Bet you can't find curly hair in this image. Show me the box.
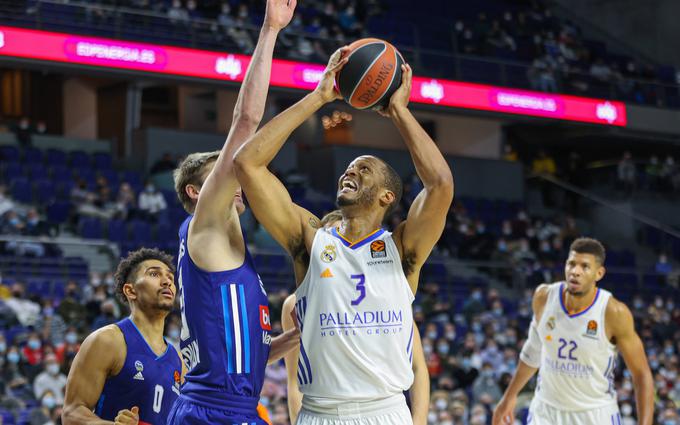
[570,237,606,265]
[114,248,175,304]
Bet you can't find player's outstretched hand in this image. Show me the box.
[492,397,516,425]
[114,406,139,425]
[264,0,297,31]
[374,63,412,118]
[315,46,350,103]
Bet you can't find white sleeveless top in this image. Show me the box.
[534,282,618,411]
[294,227,415,402]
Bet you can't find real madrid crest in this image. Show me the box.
[321,244,337,263]
[547,316,556,330]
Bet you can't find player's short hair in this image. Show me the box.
[173,151,220,213]
[569,237,606,265]
[114,248,175,304]
[377,158,403,218]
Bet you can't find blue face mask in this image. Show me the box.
[0,342,6,353]
[7,352,20,364]
[28,339,41,350]
[42,396,56,409]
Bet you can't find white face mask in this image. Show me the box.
[47,363,60,375]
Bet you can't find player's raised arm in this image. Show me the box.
[62,327,124,425]
[191,0,296,230]
[606,298,654,425]
[384,65,454,291]
[234,48,348,254]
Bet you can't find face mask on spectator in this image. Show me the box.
[0,342,6,353]
[650,360,660,370]
[667,302,675,311]
[472,323,482,332]
[28,339,41,350]
[493,307,503,315]
[621,404,632,416]
[665,346,674,356]
[423,345,433,356]
[426,330,437,340]
[435,399,447,410]
[168,328,180,340]
[437,344,450,355]
[633,299,643,309]
[462,357,472,370]
[471,291,482,301]
[145,184,155,193]
[47,364,60,375]
[427,412,437,423]
[482,369,494,379]
[655,298,663,308]
[7,351,20,363]
[445,331,456,341]
[65,332,78,345]
[43,307,54,317]
[42,395,56,409]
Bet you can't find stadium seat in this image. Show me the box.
[46,201,71,224]
[0,145,20,162]
[10,177,32,203]
[34,179,57,203]
[69,150,91,168]
[93,152,113,169]
[23,147,43,164]
[46,148,68,166]
[79,217,103,239]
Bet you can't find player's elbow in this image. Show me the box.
[60,403,80,424]
[231,111,260,133]
[233,145,255,176]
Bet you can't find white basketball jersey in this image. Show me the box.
[535,282,618,411]
[294,227,415,402]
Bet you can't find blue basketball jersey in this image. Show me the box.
[96,318,181,425]
[176,216,271,410]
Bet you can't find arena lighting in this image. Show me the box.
[0,26,627,126]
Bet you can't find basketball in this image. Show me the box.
[335,38,404,110]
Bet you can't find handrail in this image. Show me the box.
[0,234,120,258]
[530,173,680,240]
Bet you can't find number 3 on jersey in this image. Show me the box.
[350,274,366,306]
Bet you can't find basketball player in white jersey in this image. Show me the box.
[233,51,453,425]
[492,238,654,425]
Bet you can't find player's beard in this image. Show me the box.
[336,185,378,209]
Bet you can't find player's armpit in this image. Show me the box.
[62,326,125,425]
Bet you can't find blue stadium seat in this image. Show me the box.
[26,164,48,180]
[69,150,91,168]
[23,147,43,164]
[46,148,68,166]
[50,165,73,183]
[107,219,127,243]
[0,145,20,162]
[129,219,152,243]
[34,179,57,204]
[79,217,103,239]
[46,201,71,224]
[92,152,113,169]
[10,177,32,203]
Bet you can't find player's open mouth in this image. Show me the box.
[340,179,358,193]
[160,289,174,298]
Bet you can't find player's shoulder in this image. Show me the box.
[75,324,126,371]
[533,283,553,303]
[604,295,633,322]
[83,324,125,350]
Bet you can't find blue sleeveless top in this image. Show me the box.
[96,318,181,425]
[176,215,271,411]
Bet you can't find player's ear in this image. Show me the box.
[185,184,200,201]
[123,282,137,302]
[379,189,395,209]
[595,265,606,282]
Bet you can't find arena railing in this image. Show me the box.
[1,0,677,110]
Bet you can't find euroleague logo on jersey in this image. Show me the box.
[583,320,598,339]
[260,305,271,331]
[370,240,386,258]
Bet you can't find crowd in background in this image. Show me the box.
[1,271,680,424]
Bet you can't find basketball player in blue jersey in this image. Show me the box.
[234,50,453,425]
[493,238,654,425]
[167,1,300,424]
[62,248,182,425]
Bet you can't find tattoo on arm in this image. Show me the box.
[309,217,320,229]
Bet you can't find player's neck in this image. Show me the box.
[130,309,167,349]
[563,285,598,314]
[337,214,382,242]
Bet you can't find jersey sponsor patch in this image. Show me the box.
[584,320,598,339]
[133,360,145,380]
[321,245,337,263]
[260,305,271,331]
[370,240,386,258]
[320,268,334,278]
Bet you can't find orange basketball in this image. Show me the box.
[335,38,404,110]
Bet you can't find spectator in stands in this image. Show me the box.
[138,181,167,221]
[24,208,49,237]
[168,0,189,25]
[660,156,676,192]
[150,152,178,175]
[590,58,613,82]
[115,182,137,220]
[57,281,87,329]
[645,155,662,190]
[36,300,67,347]
[91,299,117,330]
[3,345,33,401]
[12,116,32,148]
[528,55,557,92]
[29,389,58,425]
[616,151,636,195]
[22,331,45,378]
[0,184,15,217]
[655,253,672,278]
[5,282,41,327]
[502,145,518,162]
[54,326,80,366]
[33,353,66,404]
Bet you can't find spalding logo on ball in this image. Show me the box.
[335,38,404,110]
